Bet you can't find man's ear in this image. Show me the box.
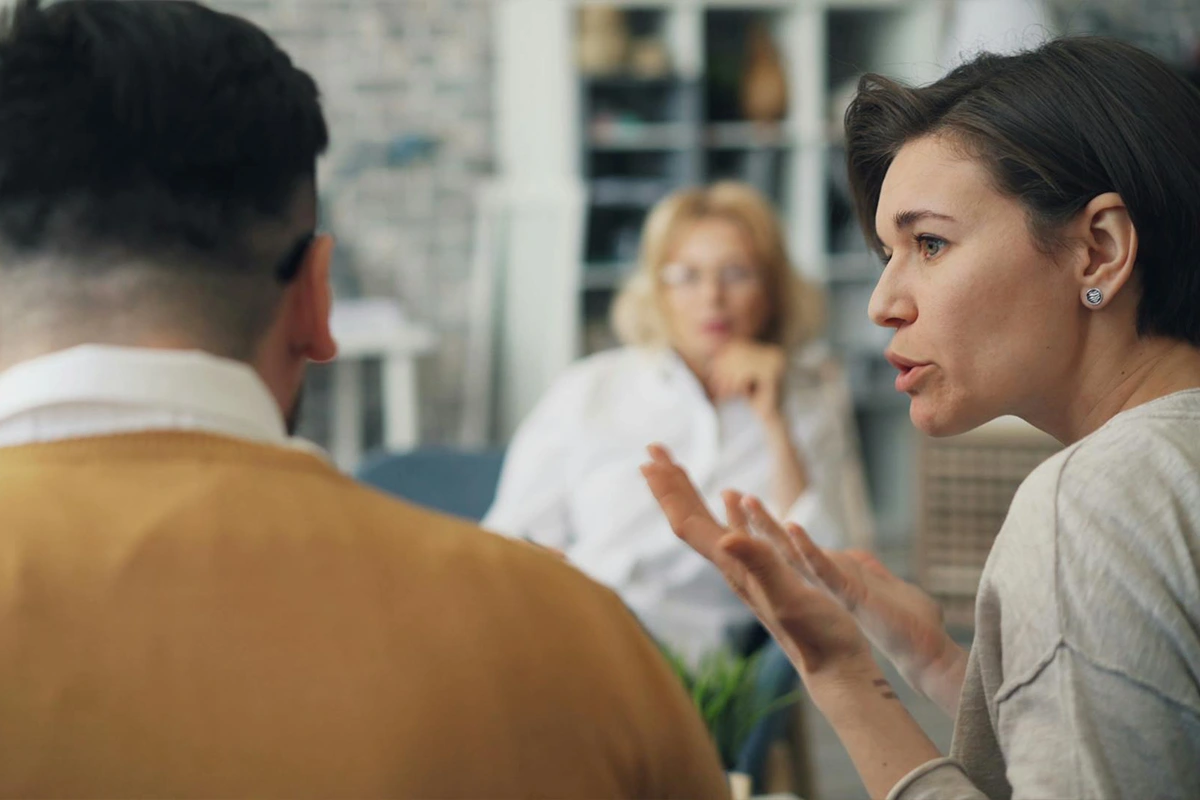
[288,233,338,363]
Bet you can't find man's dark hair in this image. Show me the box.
[0,0,329,358]
[845,37,1200,346]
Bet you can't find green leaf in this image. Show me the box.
[658,643,803,771]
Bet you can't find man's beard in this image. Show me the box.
[285,383,304,436]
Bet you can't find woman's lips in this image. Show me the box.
[894,364,932,393]
[701,321,732,335]
[886,351,933,393]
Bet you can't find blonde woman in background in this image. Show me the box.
[484,183,872,783]
[487,181,869,652]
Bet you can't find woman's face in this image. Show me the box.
[658,216,771,369]
[870,135,1082,436]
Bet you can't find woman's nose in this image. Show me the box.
[700,274,726,305]
[868,263,916,329]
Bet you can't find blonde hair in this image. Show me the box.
[610,181,826,351]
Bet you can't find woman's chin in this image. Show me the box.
[698,330,736,348]
[680,339,726,363]
[908,394,954,437]
[910,395,994,438]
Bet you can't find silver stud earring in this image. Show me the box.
[1085,288,1104,307]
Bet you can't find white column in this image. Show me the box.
[331,359,363,471]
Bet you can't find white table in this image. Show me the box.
[328,298,436,471]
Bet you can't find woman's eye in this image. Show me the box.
[918,236,946,259]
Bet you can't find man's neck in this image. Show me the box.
[0,333,214,375]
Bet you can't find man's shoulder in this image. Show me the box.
[325,476,638,614]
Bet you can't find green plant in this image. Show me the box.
[662,646,803,771]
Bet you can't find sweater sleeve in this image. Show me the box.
[896,415,1200,800]
[888,758,988,800]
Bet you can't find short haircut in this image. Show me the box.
[845,37,1200,345]
[0,0,330,358]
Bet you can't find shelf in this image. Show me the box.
[590,178,674,208]
[826,251,881,283]
[705,121,793,149]
[569,0,906,8]
[588,123,693,151]
[582,263,635,291]
[583,76,682,90]
[569,0,800,8]
[500,0,944,547]
[823,0,907,9]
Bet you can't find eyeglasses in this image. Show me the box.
[659,261,761,291]
[274,232,317,283]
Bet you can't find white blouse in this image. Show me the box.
[483,345,868,661]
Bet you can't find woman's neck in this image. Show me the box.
[1040,337,1200,444]
[673,348,718,402]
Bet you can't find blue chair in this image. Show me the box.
[356,447,507,522]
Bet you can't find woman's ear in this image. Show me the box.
[1072,192,1137,310]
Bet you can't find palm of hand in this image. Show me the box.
[825,550,948,692]
[641,447,870,677]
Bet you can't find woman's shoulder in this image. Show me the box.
[998,389,1200,601]
[1058,389,1200,495]
[986,401,1200,722]
[554,346,659,388]
[999,392,1200,707]
[1011,390,1200,508]
[535,347,662,409]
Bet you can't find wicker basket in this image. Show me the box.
[915,417,1061,629]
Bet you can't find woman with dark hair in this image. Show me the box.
[643,37,1200,799]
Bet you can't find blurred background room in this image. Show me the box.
[160,0,1200,796]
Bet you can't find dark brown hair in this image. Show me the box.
[0,0,328,357]
[845,37,1200,344]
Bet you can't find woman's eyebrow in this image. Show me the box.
[891,209,957,232]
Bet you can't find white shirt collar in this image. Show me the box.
[0,345,289,448]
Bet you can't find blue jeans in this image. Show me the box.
[734,638,799,790]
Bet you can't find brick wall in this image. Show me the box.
[209,0,495,447]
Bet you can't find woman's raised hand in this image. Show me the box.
[641,443,967,713]
[640,444,873,681]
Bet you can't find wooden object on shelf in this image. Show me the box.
[577,5,630,77]
[740,20,788,123]
[629,37,672,79]
[494,0,947,465]
[915,417,1062,629]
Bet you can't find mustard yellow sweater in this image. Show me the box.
[0,432,725,798]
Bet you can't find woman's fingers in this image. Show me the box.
[845,548,892,579]
[722,490,749,535]
[740,495,813,579]
[738,495,861,612]
[785,522,857,610]
[641,447,723,559]
[718,533,822,674]
[646,442,673,464]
